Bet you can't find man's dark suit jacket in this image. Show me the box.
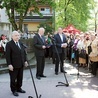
[5,40,27,68]
[33,34,46,56]
[54,33,67,53]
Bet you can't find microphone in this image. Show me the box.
[48,36,55,41]
[22,43,28,48]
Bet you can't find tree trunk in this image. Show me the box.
[19,14,24,32]
[10,1,18,30]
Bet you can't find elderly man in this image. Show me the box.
[33,27,46,80]
[5,31,28,96]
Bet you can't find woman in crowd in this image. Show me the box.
[72,34,80,66]
[89,33,98,77]
[0,34,8,57]
[0,34,8,52]
[84,32,91,68]
[67,34,74,63]
[77,34,86,67]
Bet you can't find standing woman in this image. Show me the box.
[84,32,91,67]
[77,34,86,67]
[72,34,80,66]
[89,33,98,77]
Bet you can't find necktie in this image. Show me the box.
[41,36,44,43]
[16,42,21,49]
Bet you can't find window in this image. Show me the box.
[40,8,45,11]
[45,8,50,13]
[40,7,50,14]
[24,24,28,33]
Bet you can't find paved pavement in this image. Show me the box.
[0,59,98,98]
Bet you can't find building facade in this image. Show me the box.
[15,4,53,34]
[0,8,11,38]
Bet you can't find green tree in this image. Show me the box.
[38,22,53,35]
[88,0,98,32]
[55,0,91,32]
[0,0,55,32]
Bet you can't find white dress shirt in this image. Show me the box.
[15,41,21,49]
[59,34,63,42]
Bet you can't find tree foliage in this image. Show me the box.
[55,0,91,32]
[0,0,55,32]
[88,0,98,32]
[38,22,53,35]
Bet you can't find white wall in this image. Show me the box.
[0,8,9,23]
[0,8,12,39]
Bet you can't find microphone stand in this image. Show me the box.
[28,62,41,98]
[51,38,69,87]
[24,48,41,98]
[71,48,73,64]
[70,49,88,80]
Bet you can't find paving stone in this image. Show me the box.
[0,59,98,98]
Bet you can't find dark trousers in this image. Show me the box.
[52,52,56,64]
[91,62,98,75]
[67,47,71,61]
[55,53,64,73]
[75,50,79,64]
[36,56,45,76]
[9,67,23,93]
[86,54,88,65]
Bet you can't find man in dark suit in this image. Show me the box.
[33,27,47,80]
[5,31,28,96]
[54,27,67,75]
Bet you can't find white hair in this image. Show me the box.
[38,27,45,32]
[11,31,20,36]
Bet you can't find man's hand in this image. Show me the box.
[8,65,13,71]
[24,61,28,67]
[61,43,67,48]
[42,45,46,49]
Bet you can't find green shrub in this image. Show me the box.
[20,38,34,53]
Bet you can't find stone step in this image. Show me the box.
[0,59,6,66]
[0,52,36,74]
[0,67,8,74]
[0,52,35,67]
[0,58,36,74]
[0,64,7,68]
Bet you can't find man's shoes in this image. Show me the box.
[28,96,34,98]
[61,70,67,73]
[17,89,26,93]
[13,91,19,96]
[36,76,41,80]
[40,75,47,78]
[55,72,58,75]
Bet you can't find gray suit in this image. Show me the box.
[33,34,46,76]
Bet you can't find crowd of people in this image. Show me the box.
[2,27,98,97]
[44,30,98,78]
[0,34,8,57]
[63,31,98,77]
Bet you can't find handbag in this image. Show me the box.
[71,52,75,59]
[88,42,92,55]
[79,49,86,59]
